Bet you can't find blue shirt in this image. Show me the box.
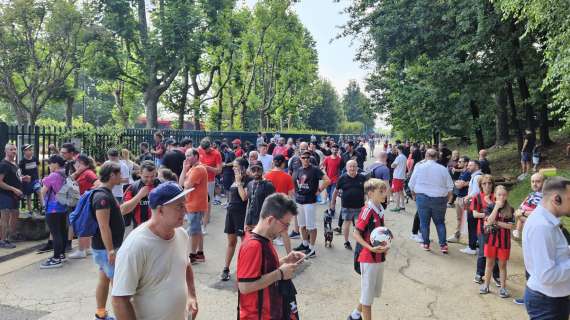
[372,164,390,181]
[455,171,471,197]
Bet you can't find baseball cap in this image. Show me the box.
[22,144,33,151]
[149,182,194,209]
[232,139,242,145]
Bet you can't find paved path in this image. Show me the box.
[0,161,529,320]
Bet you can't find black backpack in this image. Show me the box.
[354,211,382,275]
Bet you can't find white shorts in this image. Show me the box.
[207,181,215,202]
[360,262,385,306]
[296,203,317,230]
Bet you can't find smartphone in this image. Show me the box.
[295,255,309,265]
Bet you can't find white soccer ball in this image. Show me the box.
[370,227,393,246]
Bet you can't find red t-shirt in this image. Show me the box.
[470,192,495,235]
[76,169,98,195]
[198,147,222,182]
[235,147,245,158]
[272,145,288,157]
[355,203,386,263]
[322,156,342,183]
[237,233,282,320]
[264,170,294,195]
[123,180,157,225]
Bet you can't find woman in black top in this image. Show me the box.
[221,157,250,281]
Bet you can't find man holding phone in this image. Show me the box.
[237,193,304,320]
[121,161,161,227]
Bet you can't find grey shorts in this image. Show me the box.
[186,212,204,235]
[341,207,361,221]
[207,181,215,202]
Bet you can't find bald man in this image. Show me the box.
[409,149,454,253]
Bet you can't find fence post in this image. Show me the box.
[0,122,8,160]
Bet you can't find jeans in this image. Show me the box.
[476,233,499,279]
[326,183,336,203]
[467,210,478,250]
[45,212,67,258]
[412,211,420,235]
[524,286,569,320]
[416,194,448,247]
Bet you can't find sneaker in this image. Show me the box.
[59,254,67,262]
[288,230,300,239]
[390,208,401,212]
[220,268,231,281]
[201,225,208,235]
[513,298,524,305]
[0,240,16,249]
[294,243,309,252]
[213,199,222,205]
[440,245,449,254]
[493,277,501,288]
[473,275,483,284]
[447,203,454,208]
[36,242,53,254]
[499,288,510,298]
[344,241,352,251]
[333,227,342,235]
[25,211,34,219]
[40,258,62,269]
[399,207,406,212]
[95,314,115,320]
[306,249,316,258]
[69,250,87,259]
[347,314,362,320]
[421,243,430,251]
[460,247,477,255]
[195,251,205,263]
[273,237,284,246]
[447,235,460,243]
[190,254,198,265]
[413,234,424,243]
[479,285,490,294]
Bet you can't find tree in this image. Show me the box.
[0,0,92,126]
[306,79,343,132]
[341,80,374,131]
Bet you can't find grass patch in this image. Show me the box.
[508,169,570,232]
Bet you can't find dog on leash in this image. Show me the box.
[324,209,334,248]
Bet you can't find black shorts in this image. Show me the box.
[224,209,246,236]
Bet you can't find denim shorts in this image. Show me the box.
[92,249,115,279]
[186,212,204,235]
[341,207,361,221]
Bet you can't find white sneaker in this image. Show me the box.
[69,250,87,259]
[460,247,477,255]
[273,237,284,246]
[201,225,208,235]
[512,230,520,239]
[447,235,460,243]
[414,235,424,243]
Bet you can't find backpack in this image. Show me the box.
[68,188,103,237]
[56,172,80,208]
[354,210,381,275]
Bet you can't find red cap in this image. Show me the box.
[232,139,241,145]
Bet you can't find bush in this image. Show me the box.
[338,121,364,134]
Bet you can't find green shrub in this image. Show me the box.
[338,121,364,134]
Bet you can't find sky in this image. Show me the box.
[243,0,368,95]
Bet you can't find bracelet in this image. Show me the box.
[278,269,284,281]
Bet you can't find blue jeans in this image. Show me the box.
[416,194,447,247]
[326,183,336,203]
[525,286,569,320]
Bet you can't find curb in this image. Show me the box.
[0,243,45,264]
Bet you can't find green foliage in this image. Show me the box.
[339,121,364,134]
[306,79,343,133]
[341,80,373,131]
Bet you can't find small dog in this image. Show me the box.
[324,209,334,248]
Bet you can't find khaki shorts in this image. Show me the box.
[360,262,385,306]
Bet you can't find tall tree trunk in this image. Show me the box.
[240,100,247,130]
[192,99,201,130]
[505,80,523,151]
[494,87,510,146]
[538,100,554,146]
[229,87,235,130]
[217,84,223,131]
[469,100,485,151]
[144,89,159,128]
[65,71,79,128]
[510,21,536,134]
[178,66,190,130]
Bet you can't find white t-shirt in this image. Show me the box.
[112,224,191,320]
[393,154,407,180]
[105,160,130,198]
[259,154,273,173]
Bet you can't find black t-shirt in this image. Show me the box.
[246,180,275,225]
[293,165,324,204]
[267,143,276,155]
[0,159,22,197]
[19,157,39,180]
[355,147,367,169]
[523,133,536,153]
[65,159,76,177]
[138,152,153,164]
[480,159,491,175]
[336,173,367,209]
[91,187,125,250]
[161,149,185,177]
[227,176,251,213]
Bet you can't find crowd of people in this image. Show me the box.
[0,131,568,320]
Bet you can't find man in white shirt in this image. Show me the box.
[522,176,570,319]
[258,143,273,173]
[112,182,197,320]
[106,148,130,204]
[409,149,453,253]
[390,145,408,212]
